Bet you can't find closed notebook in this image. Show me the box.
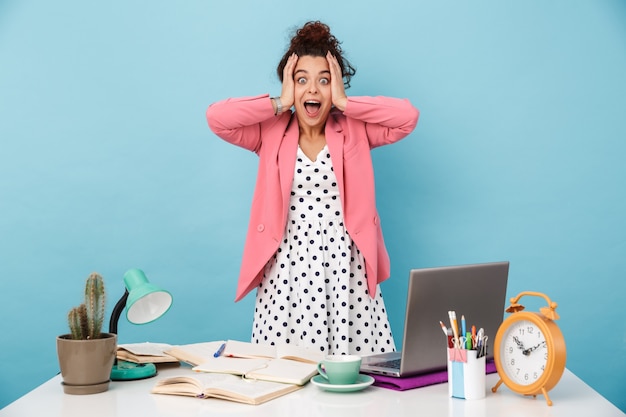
[151,371,301,405]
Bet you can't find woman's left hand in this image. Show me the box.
[326,51,348,111]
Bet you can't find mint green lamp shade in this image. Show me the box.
[109,268,172,381]
[124,269,172,325]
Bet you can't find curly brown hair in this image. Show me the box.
[276,21,356,89]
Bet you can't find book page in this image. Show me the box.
[152,372,301,405]
[117,342,179,363]
[118,342,175,356]
[222,340,276,359]
[151,375,205,397]
[275,344,324,364]
[192,357,269,375]
[246,358,318,385]
[223,340,324,364]
[194,357,317,386]
[202,374,300,405]
[165,341,226,366]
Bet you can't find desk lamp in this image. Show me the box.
[108,268,172,381]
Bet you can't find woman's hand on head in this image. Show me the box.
[279,53,298,110]
[327,51,348,111]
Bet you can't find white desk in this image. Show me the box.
[1,367,623,417]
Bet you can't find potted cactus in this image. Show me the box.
[56,272,117,395]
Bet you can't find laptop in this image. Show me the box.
[360,261,509,377]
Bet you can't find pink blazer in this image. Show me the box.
[207,94,419,301]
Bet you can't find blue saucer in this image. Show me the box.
[310,374,375,392]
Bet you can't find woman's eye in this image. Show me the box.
[297,77,307,84]
[320,78,329,85]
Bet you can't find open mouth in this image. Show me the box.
[304,100,321,115]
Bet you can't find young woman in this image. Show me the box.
[207,21,419,355]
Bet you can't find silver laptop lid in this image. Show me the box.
[399,261,509,376]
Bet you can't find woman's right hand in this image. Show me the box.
[279,53,298,110]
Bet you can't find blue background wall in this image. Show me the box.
[1,0,624,411]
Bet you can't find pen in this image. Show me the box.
[476,328,484,355]
[447,330,454,348]
[213,343,226,358]
[471,325,477,348]
[477,328,484,342]
[448,311,459,347]
[439,321,448,336]
[440,321,454,348]
[461,315,466,337]
[465,332,472,350]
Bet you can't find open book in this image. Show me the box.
[117,342,179,364]
[151,372,301,405]
[165,340,323,386]
[165,340,323,365]
[164,341,227,366]
[192,356,317,386]
[222,340,324,364]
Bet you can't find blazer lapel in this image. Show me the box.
[325,115,345,200]
[278,117,299,209]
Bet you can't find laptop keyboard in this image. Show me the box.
[371,358,401,369]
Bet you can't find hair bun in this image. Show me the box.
[277,21,356,88]
[295,21,336,49]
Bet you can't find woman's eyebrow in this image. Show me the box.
[294,69,331,75]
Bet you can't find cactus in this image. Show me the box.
[68,304,88,339]
[85,272,106,339]
[67,273,107,340]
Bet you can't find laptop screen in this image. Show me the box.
[401,261,509,375]
[361,261,509,377]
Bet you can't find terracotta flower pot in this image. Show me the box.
[56,333,117,394]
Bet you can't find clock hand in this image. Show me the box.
[522,341,547,356]
[513,336,526,350]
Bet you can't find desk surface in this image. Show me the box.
[1,367,623,417]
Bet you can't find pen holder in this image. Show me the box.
[447,348,486,400]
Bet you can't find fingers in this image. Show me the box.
[326,51,342,79]
[326,51,348,111]
[280,53,298,109]
[283,53,298,78]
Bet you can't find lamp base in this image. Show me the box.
[110,361,157,381]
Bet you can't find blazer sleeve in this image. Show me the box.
[342,96,420,148]
[206,94,286,153]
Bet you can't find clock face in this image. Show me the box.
[499,319,549,386]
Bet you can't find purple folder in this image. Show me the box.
[367,360,497,391]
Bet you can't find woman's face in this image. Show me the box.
[293,55,333,131]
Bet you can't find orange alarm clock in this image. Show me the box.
[492,291,566,406]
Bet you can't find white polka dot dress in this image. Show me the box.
[251,145,396,355]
